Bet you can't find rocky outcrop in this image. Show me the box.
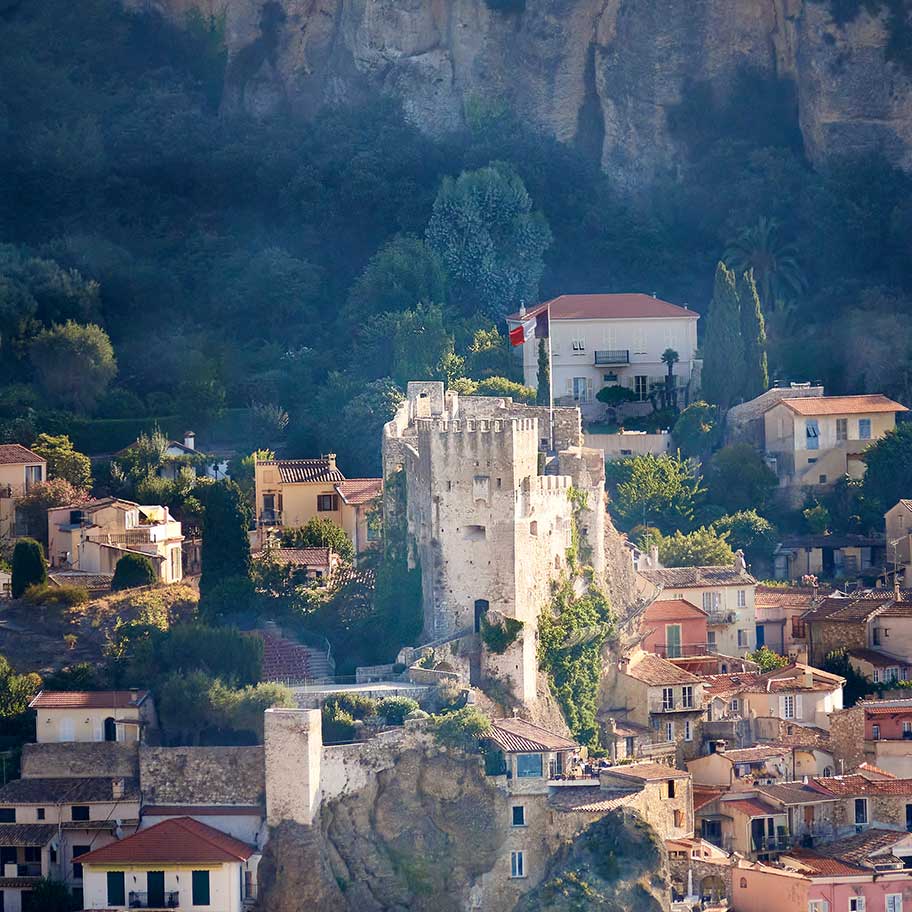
[255,743,669,911]
[128,0,912,191]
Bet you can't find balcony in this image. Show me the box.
[751,835,791,853]
[651,700,699,714]
[258,510,283,527]
[705,609,737,625]
[127,891,180,908]
[654,643,718,659]
[594,350,630,366]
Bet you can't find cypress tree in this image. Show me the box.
[112,553,156,591]
[198,480,252,596]
[702,262,744,411]
[536,338,550,406]
[737,269,769,401]
[11,538,47,598]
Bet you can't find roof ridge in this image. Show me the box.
[170,817,248,859]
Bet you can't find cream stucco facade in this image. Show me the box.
[0,445,45,542]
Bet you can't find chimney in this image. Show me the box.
[326,453,337,472]
[183,431,195,451]
[112,778,125,800]
[733,550,747,574]
[649,545,660,569]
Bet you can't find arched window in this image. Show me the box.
[103,717,117,742]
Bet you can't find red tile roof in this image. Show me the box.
[603,762,689,781]
[779,394,906,416]
[335,478,382,505]
[487,718,577,753]
[639,566,755,589]
[142,806,263,817]
[29,690,149,710]
[847,647,906,669]
[755,586,819,610]
[717,745,789,764]
[548,787,639,813]
[508,294,699,322]
[626,653,702,686]
[720,797,782,817]
[784,849,868,876]
[856,762,898,779]
[693,786,724,811]
[255,548,332,568]
[261,458,345,484]
[0,445,44,466]
[643,599,708,622]
[813,774,912,796]
[77,817,254,865]
[702,672,764,697]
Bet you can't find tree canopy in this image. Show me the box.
[863,422,912,512]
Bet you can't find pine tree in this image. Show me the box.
[702,262,744,411]
[11,538,47,599]
[737,270,769,400]
[536,338,550,406]
[198,481,252,596]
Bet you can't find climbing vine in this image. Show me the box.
[566,486,592,571]
[538,577,614,746]
[480,615,523,654]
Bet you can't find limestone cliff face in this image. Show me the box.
[255,745,669,912]
[129,0,912,190]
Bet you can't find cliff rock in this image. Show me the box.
[128,0,912,191]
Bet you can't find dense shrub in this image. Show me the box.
[111,553,156,591]
[480,616,523,654]
[324,693,377,720]
[376,696,419,725]
[432,706,491,750]
[11,538,47,598]
[322,703,357,744]
[22,583,88,608]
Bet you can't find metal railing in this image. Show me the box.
[258,510,283,526]
[752,835,790,853]
[127,891,180,908]
[653,643,718,658]
[594,350,630,365]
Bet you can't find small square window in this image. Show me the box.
[36,808,45,821]
[317,494,338,512]
[0,808,14,823]
[71,806,90,822]
[512,806,526,827]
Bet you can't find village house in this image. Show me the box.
[0,444,45,542]
[802,591,912,671]
[0,775,141,910]
[253,546,341,583]
[639,598,709,658]
[696,791,791,861]
[886,499,912,587]
[509,293,701,419]
[253,455,381,556]
[639,555,757,656]
[29,690,156,745]
[601,650,706,764]
[774,533,885,584]
[763,394,906,497]
[117,431,228,481]
[79,816,259,911]
[754,584,819,659]
[598,716,671,765]
[47,498,184,584]
[810,772,912,837]
[781,829,912,912]
[755,781,841,845]
[687,745,792,790]
[853,698,912,779]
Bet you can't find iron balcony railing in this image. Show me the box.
[654,643,718,659]
[127,891,180,908]
[594,350,630,365]
[752,835,791,853]
[258,510,283,526]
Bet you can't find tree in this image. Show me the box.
[15,879,77,912]
[704,444,777,513]
[29,321,116,412]
[661,348,679,410]
[14,479,88,547]
[0,655,42,719]
[803,503,831,535]
[474,376,536,404]
[228,449,274,503]
[281,517,355,563]
[347,235,447,319]
[724,217,806,315]
[702,262,744,410]
[746,645,789,672]
[672,401,720,459]
[111,553,156,591]
[11,538,47,598]
[712,510,778,562]
[737,270,769,400]
[639,526,735,567]
[536,338,550,406]
[862,422,912,512]
[605,453,705,534]
[426,162,552,319]
[197,481,251,597]
[30,433,91,490]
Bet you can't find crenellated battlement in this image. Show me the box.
[525,474,572,495]
[415,416,539,436]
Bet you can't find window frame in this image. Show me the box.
[192,869,211,906]
[805,418,820,450]
[515,753,543,779]
[836,418,848,442]
[683,720,692,742]
[662,687,674,711]
[511,805,526,828]
[71,805,90,822]
[854,797,868,825]
[858,418,872,440]
[510,850,526,879]
[782,695,796,720]
[681,685,693,709]
[0,809,14,824]
[316,493,338,513]
[107,871,125,907]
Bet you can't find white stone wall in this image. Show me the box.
[264,708,322,827]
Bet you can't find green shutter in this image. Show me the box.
[192,870,211,906]
[107,871,125,906]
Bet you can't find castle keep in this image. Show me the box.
[383,382,606,704]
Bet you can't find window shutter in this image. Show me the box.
[778,696,786,719]
[795,694,804,720]
[565,378,572,396]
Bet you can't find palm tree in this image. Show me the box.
[661,348,679,411]
[724,217,806,311]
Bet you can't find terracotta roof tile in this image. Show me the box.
[508,294,699,322]
[755,586,820,610]
[78,817,254,865]
[0,824,57,846]
[856,762,898,779]
[813,774,912,796]
[29,690,149,710]
[0,445,44,466]
[720,797,782,817]
[757,782,836,805]
[548,787,639,813]
[261,459,345,484]
[815,828,912,866]
[848,647,907,668]
[487,718,577,753]
[603,762,689,781]
[702,673,764,697]
[693,786,724,811]
[626,653,702,686]
[254,548,332,568]
[643,599,708,622]
[784,849,868,876]
[717,746,790,764]
[779,394,906,416]
[335,478,382,505]
[639,566,755,589]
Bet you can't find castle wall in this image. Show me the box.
[264,708,322,827]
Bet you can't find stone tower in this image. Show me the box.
[383,382,605,706]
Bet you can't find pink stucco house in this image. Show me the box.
[641,598,709,659]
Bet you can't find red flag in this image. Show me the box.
[509,316,536,347]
